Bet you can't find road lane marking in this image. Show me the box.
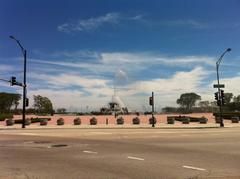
[89,132,112,135]
[83,150,98,154]
[183,165,206,171]
[17,133,38,136]
[127,156,145,161]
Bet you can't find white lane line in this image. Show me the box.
[83,150,98,154]
[183,165,206,171]
[127,156,145,161]
[17,133,38,136]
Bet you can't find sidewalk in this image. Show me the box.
[1,122,239,130]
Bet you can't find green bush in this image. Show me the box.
[167,116,175,124]
[213,112,240,119]
[31,117,51,123]
[116,117,124,125]
[0,113,13,121]
[199,117,208,124]
[182,117,190,124]
[90,117,97,125]
[14,118,31,125]
[215,117,222,123]
[6,119,14,126]
[231,117,239,123]
[73,117,81,125]
[132,117,140,125]
[57,118,64,125]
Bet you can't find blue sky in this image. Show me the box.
[0,0,240,112]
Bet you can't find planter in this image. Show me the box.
[149,117,156,125]
[6,119,14,126]
[132,117,140,125]
[74,117,81,125]
[231,117,239,123]
[57,118,64,125]
[116,117,124,125]
[199,117,208,124]
[167,116,175,124]
[182,117,190,124]
[90,117,97,125]
[40,118,48,126]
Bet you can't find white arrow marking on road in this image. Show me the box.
[183,165,206,171]
[127,156,145,161]
[83,150,98,154]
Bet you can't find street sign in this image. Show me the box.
[213,84,225,88]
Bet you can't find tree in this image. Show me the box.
[224,93,233,104]
[56,108,66,114]
[33,95,53,114]
[198,101,210,108]
[233,95,240,103]
[176,93,201,113]
[0,92,21,113]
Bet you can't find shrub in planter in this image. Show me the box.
[25,119,31,126]
[13,119,31,125]
[74,117,81,125]
[215,117,221,124]
[57,118,64,125]
[182,117,190,124]
[40,118,48,126]
[116,117,124,125]
[31,117,51,123]
[231,117,239,123]
[149,117,156,125]
[132,117,140,125]
[199,117,208,124]
[90,117,97,125]
[167,116,175,124]
[6,119,14,126]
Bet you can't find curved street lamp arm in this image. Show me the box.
[216,48,232,66]
[9,35,25,55]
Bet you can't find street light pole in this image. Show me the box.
[216,48,231,128]
[9,36,27,129]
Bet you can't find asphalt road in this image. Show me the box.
[0,128,240,179]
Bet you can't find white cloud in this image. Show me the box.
[29,52,216,77]
[0,64,14,73]
[163,19,209,29]
[23,51,234,111]
[29,73,110,89]
[57,12,143,33]
[26,66,212,111]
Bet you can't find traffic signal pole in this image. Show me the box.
[22,50,27,128]
[10,36,27,128]
[151,92,155,127]
[216,65,224,127]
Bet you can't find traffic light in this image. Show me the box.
[221,90,225,105]
[25,98,29,107]
[214,92,219,101]
[10,76,16,86]
[149,96,153,106]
